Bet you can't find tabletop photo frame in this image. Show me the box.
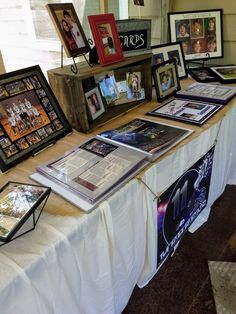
[152,59,180,102]
[0,181,51,243]
[147,98,223,126]
[188,67,219,83]
[88,13,124,66]
[46,3,91,58]
[0,65,72,172]
[84,86,105,121]
[168,9,223,61]
[151,42,187,79]
[210,65,236,84]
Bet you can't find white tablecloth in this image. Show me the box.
[1,103,236,314]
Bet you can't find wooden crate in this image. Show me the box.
[47,53,153,133]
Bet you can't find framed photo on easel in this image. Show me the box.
[88,13,124,66]
[46,3,90,58]
[168,9,223,61]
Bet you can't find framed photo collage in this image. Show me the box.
[0,65,72,172]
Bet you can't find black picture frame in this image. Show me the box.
[210,65,236,84]
[151,42,187,79]
[0,65,72,172]
[152,59,180,102]
[188,67,219,83]
[0,181,51,243]
[168,9,223,61]
[147,98,223,126]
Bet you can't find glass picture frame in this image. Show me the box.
[88,13,124,66]
[168,9,223,61]
[0,181,51,243]
[0,65,72,172]
[84,86,105,121]
[46,3,91,58]
[152,59,180,102]
[151,42,187,79]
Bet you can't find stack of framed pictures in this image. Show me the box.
[148,59,236,125]
[0,65,72,172]
[0,182,51,245]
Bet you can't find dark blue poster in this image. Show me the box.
[157,146,215,269]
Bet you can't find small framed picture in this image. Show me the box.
[151,42,187,79]
[153,59,180,102]
[0,181,51,243]
[188,67,218,83]
[85,87,105,121]
[210,65,236,84]
[88,13,124,66]
[168,9,223,61]
[0,65,72,172]
[46,3,90,58]
[133,0,145,5]
[95,71,120,106]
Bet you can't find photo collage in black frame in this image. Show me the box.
[0,65,72,172]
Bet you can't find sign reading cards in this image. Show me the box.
[157,146,215,269]
[116,19,151,56]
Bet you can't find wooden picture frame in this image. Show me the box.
[0,65,72,172]
[210,65,236,84]
[85,86,105,121]
[152,59,180,102]
[151,42,187,79]
[88,13,124,66]
[46,3,90,58]
[168,9,223,61]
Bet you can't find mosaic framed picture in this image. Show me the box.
[0,65,72,172]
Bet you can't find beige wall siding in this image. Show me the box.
[129,0,162,45]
